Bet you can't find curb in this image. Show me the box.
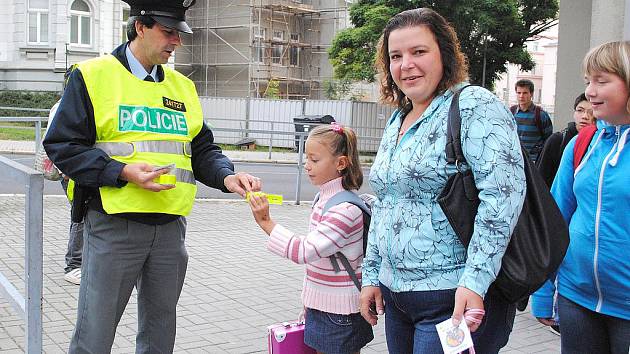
[0,150,35,155]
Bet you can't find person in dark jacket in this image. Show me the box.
[536,93,595,187]
[43,1,261,352]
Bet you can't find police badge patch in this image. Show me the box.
[163,97,187,112]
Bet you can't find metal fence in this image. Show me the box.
[0,156,44,354]
[0,101,388,205]
[199,96,393,152]
[0,106,50,154]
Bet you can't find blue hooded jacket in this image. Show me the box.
[531,120,630,320]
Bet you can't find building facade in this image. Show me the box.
[0,0,128,91]
[176,0,352,99]
[554,0,630,128]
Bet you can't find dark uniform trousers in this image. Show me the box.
[69,209,188,354]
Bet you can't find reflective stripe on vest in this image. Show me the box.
[95,141,192,157]
[171,168,195,185]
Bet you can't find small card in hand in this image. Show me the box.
[435,317,474,354]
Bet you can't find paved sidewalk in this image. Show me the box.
[0,196,560,353]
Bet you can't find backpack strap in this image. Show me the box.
[534,105,544,137]
[317,190,370,291]
[573,125,598,170]
[510,105,517,116]
[321,190,370,216]
[332,253,361,291]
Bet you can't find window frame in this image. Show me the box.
[69,0,92,47]
[27,0,49,45]
[253,27,266,63]
[289,33,299,67]
[121,5,130,43]
[272,30,285,65]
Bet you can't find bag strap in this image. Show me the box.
[510,105,517,115]
[330,252,361,291]
[445,85,473,165]
[315,190,370,291]
[321,190,370,216]
[573,124,598,170]
[534,105,544,137]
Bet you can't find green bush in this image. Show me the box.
[0,90,61,117]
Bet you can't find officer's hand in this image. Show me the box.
[120,163,175,192]
[224,172,261,197]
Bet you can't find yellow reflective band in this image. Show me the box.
[155,174,177,185]
[246,191,283,205]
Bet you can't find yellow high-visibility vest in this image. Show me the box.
[77,55,202,215]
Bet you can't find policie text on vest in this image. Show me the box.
[119,105,188,135]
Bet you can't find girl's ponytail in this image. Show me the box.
[339,126,363,191]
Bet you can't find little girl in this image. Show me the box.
[249,123,374,354]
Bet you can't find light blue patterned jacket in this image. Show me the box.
[362,84,526,297]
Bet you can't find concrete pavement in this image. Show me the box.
[0,195,561,353]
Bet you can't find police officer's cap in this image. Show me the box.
[123,0,196,34]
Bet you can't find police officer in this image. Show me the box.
[43,1,261,352]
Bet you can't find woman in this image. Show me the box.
[531,41,630,353]
[536,93,595,188]
[359,8,526,354]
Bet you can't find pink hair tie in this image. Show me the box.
[330,122,344,135]
[460,308,485,354]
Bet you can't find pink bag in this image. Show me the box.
[267,321,316,354]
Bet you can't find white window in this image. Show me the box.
[70,0,91,46]
[289,33,299,66]
[253,27,266,63]
[28,0,49,44]
[272,30,284,65]
[121,5,130,42]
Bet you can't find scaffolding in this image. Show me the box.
[175,0,350,99]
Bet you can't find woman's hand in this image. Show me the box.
[452,286,485,332]
[248,193,275,234]
[360,286,384,326]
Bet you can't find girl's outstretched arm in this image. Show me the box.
[266,202,364,265]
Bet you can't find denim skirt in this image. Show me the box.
[304,308,374,354]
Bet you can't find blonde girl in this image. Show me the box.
[249,124,373,354]
[531,41,630,353]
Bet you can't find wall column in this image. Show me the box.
[554,0,592,128]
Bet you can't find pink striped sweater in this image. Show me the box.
[267,177,365,315]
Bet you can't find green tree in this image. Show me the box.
[329,0,558,90]
[323,78,353,100]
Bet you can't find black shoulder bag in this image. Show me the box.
[437,86,570,304]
